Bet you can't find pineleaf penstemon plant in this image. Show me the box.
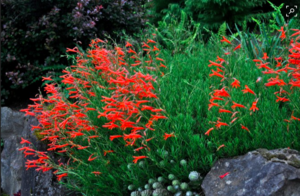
[205,27,300,158]
[18,37,172,195]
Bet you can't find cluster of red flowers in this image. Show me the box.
[19,37,170,181]
[215,27,300,181]
[206,27,300,142]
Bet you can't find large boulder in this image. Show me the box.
[1,107,79,196]
[201,148,300,196]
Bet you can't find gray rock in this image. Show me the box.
[1,107,79,196]
[201,148,300,196]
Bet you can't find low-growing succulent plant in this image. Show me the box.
[159,160,166,167]
[172,180,180,186]
[148,178,156,185]
[157,176,165,183]
[180,182,189,191]
[152,182,163,189]
[128,184,136,191]
[186,191,193,196]
[141,189,152,196]
[152,188,170,196]
[167,185,176,193]
[170,160,175,164]
[174,191,183,196]
[188,171,202,182]
[144,184,151,190]
[168,174,176,180]
[174,185,180,190]
[180,159,187,166]
[131,191,141,196]
[128,163,135,170]
[162,150,169,158]
[138,161,145,168]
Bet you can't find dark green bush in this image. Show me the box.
[184,0,275,30]
[1,0,147,105]
[146,0,184,25]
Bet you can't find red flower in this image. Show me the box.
[209,69,224,78]
[220,36,231,44]
[205,128,214,136]
[276,96,289,102]
[125,42,133,47]
[110,135,123,141]
[104,150,114,156]
[219,172,229,179]
[217,144,225,151]
[164,132,175,140]
[92,171,102,176]
[241,124,250,132]
[233,44,241,51]
[88,154,98,161]
[133,156,148,164]
[262,53,269,61]
[219,109,232,113]
[56,173,68,181]
[242,85,255,95]
[215,119,229,129]
[231,101,245,110]
[20,137,31,144]
[250,99,259,112]
[278,26,286,40]
[231,78,240,88]
[213,87,230,97]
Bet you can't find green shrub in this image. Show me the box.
[147,4,202,55]
[1,0,147,105]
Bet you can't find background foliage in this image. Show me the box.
[1,0,147,105]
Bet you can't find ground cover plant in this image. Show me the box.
[18,12,300,196]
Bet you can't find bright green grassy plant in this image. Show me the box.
[126,21,300,195]
[147,4,201,56]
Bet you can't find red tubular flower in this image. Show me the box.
[164,132,175,140]
[250,99,259,112]
[132,156,148,164]
[278,26,286,40]
[231,78,240,88]
[104,150,114,156]
[208,60,224,68]
[219,109,232,113]
[220,36,231,44]
[88,154,98,161]
[219,172,229,179]
[276,96,289,102]
[20,137,32,144]
[92,171,102,176]
[205,128,214,136]
[110,135,123,141]
[217,144,225,151]
[262,53,269,61]
[233,44,241,51]
[231,101,246,110]
[213,87,230,97]
[125,42,133,47]
[209,69,225,78]
[242,85,255,95]
[56,173,68,181]
[241,124,250,132]
[215,119,229,129]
